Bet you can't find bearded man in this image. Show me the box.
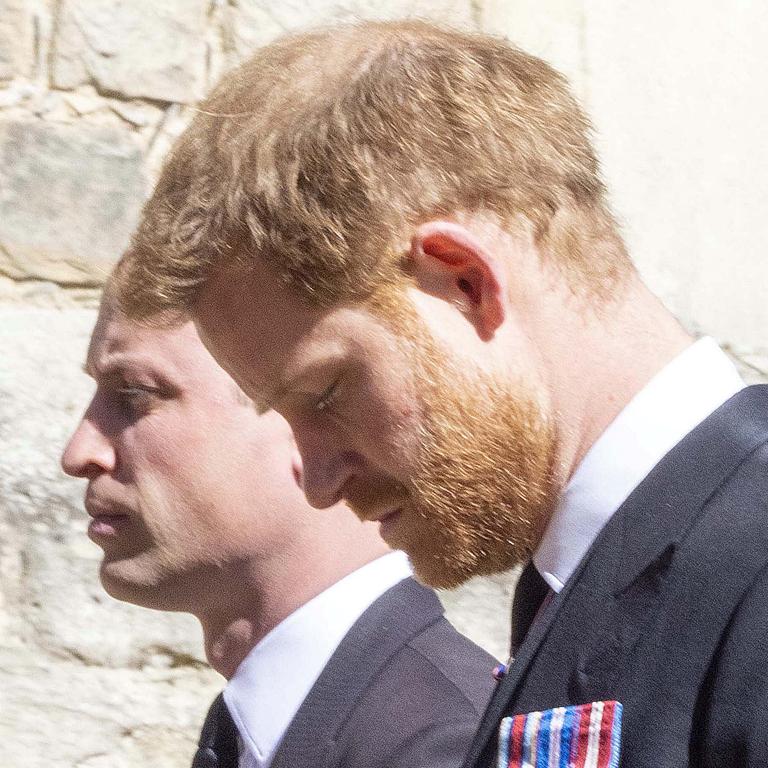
[61,286,495,768]
[113,20,768,768]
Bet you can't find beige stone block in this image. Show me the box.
[479,0,587,96]
[109,98,164,128]
[0,0,34,82]
[224,0,476,62]
[0,119,145,286]
[52,0,209,103]
[582,1,768,359]
[1,649,220,768]
[23,528,212,667]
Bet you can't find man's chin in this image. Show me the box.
[407,543,521,590]
[409,560,474,590]
[99,561,183,612]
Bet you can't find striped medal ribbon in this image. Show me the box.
[497,700,622,768]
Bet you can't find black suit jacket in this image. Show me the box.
[463,385,768,768]
[196,577,496,768]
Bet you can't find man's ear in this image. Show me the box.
[409,220,506,341]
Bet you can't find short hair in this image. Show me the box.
[118,19,629,318]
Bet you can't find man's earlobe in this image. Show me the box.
[410,221,506,341]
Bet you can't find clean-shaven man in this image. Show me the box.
[114,20,768,768]
[61,290,495,768]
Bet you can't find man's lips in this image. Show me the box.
[87,514,130,539]
[85,499,132,539]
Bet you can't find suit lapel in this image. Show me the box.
[461,527,611,768]
[463,385,768,768]
[269,578,444,768]
[610,385,768,596]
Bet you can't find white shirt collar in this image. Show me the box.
[223,551,412,768]
[534,337,745,593]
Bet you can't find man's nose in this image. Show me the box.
[294,428,362,509]
[61,415,116,479]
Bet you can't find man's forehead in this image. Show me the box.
[194,266,329,378]
[197,260,322,337]
[85,308,196,378]
[196,307,342,391]
[195,273,395,400]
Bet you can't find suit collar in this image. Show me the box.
[610,384,768,594]
[540,385,768,661]
[270,578,444,768]
[463,385,768,768]
[535,336,744,592]
[224,552,411,767]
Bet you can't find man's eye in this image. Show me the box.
[116,386,158,415]
[119,385,152,398]
[313,380,339,414]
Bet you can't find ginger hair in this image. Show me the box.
[117,19,629,318]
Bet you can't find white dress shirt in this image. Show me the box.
[223,551,412,768]
[534,337,745,593]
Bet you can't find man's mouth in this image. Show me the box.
[87,514,130,539]
[85,499,132,540]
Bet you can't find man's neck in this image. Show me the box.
[204,617,278,680]
[542,274,694,487]
[196,545,392,679]
[198,588,277,680]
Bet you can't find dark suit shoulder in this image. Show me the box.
[695,559,768,767]
[337,632,496,768]
[331,589,496,768]
[270,577,496,768]
[629,417,768,768]
[460,390,768,768]
[697,422,768,531]
[407,615,498,715]
[635,435,768,767]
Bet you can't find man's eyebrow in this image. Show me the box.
[82,359,125,379]
[82,355,157,381]
[252,381,289,416]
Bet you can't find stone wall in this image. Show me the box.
[2,2,766,767]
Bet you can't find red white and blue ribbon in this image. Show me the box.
[497,700,622,768]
